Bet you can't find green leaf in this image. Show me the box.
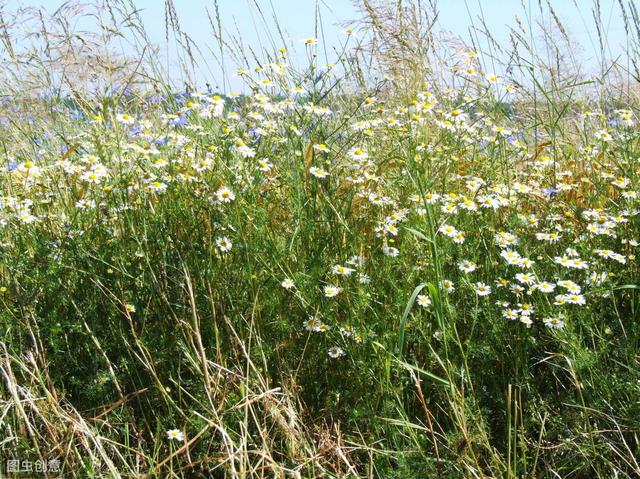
[396,283,427,360]
[404,226,435,244]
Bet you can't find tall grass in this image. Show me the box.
[0,0,639,477]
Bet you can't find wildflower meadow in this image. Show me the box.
[0,0,639,477]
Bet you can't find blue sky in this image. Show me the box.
[5,0,630,91]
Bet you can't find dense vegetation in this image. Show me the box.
[1,1,639,477]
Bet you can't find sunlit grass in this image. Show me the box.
[0,1,639,478]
